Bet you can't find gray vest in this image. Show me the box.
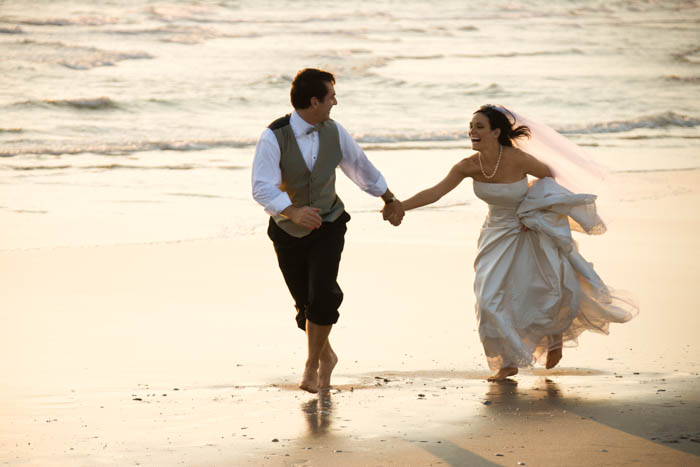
[269,114,345,238]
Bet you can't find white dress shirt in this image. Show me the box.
[251,111,388,216]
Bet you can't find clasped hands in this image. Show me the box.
[381,200,405,226]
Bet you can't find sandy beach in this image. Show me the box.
[2,1,699,464]
[1,169,699,466]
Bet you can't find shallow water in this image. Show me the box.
[1,0,699,248]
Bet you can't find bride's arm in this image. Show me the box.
[402,159,474,211]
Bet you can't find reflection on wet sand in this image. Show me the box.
[301,390,333,437]
[250,371,698,464]
[482,377,563,414]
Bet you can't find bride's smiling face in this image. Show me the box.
[469,112,500,150]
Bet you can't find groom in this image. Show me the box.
[252,68,404,393]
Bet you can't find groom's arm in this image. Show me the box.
[335,122,404,225]
[252,130,322,229]
[252,129,323,229]
[251,128,292,215]
[335,122,388,196]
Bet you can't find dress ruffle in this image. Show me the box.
[474,177,638,370]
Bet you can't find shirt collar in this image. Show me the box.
[290,111,315,138]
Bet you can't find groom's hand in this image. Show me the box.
[382,200,405,226]
[283,206,322,230]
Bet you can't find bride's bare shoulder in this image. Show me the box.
[454,153,480,177]
[508,147,552,177]
[508,147,537,166]
[506,146,530,159]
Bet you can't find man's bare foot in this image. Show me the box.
[546,334,563,369]
[487,367,518,381]
[318,349,338,389]
[546,347,562,369]
[299,364,319,394]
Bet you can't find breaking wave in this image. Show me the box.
[8,39,153,69]
[0,25,23,34]
[45,97,119,110]
[0,138,257,157]
[107,24,255,44]
[3,111,697,158]
[673,47,700,64]
[355,130,464,144]
[665,74,700,83]
[17,16,119,26]
[13,97,119,110]
[560,112,700,134]
[455,48,583,59]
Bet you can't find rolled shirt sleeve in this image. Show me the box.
[251,128,292,216]
[335,122,388,197]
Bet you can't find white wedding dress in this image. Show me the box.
[473,177,638,370]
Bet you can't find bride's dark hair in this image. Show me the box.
[475,105,531,147]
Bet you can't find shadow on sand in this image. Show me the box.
[481,375,700,457]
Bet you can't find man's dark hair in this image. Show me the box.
[290,68,335,110]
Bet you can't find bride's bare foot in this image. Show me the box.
[318,349,338,389]
[487,367,518,381]
[299,364,319,394]
[546,334,563,369]
[546,348,562,369]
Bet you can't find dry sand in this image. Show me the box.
[1,170,699,466]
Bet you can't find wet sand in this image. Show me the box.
[1,170,699,466]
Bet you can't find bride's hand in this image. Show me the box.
[382,201,405,226]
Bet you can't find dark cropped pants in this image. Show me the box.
[267,211,350,331]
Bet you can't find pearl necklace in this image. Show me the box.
[478,144,502,179]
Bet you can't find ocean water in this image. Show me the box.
[1,0,699,249]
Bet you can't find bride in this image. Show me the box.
[396,105,638,381]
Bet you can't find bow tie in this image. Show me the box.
[306,123,322,135]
